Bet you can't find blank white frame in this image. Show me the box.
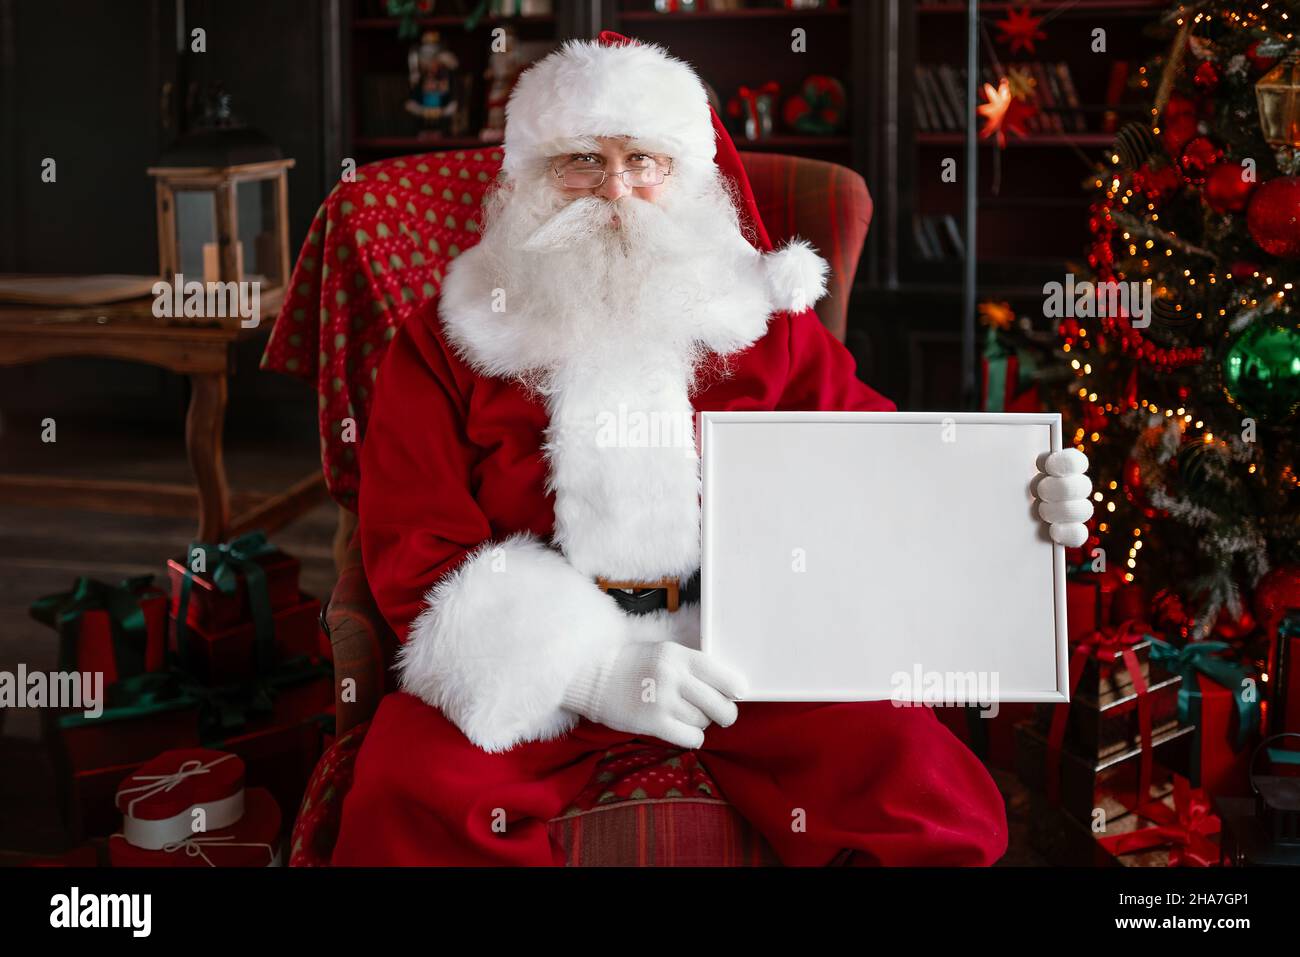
[699,410,1070,704]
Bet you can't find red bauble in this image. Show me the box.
[1193,60,1221,93]
[1247,177,1300,259]
[1214,606,1257,641]
[1203,161,1258,213]
[1247,41,1281,74]
[1179,136,1223,185]
[1230,259,1262,277]
[1133,162,1183,207]
[1162,113,1200,158]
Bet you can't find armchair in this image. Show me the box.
[269,147,872,866]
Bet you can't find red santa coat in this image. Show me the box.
[332,300,1010,866]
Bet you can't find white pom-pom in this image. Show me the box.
[762,238,829,313]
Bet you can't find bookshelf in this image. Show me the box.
[337,1,1168,411]
[595,2,866,169]
[865,0,1168,410]
[344,1,583,160]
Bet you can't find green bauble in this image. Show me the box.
[1220,321,1300,422]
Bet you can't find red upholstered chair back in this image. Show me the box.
[738,152,871,343]
[264,148,873,516]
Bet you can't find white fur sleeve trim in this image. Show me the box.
[762,238,830,313]
[396,533,637,753]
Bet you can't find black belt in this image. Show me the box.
[598,569,701,616]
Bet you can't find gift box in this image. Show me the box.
[30,575,168,687]
[1096,776,1222,866]
[56,659,332,842]
[165,530,299,681]
[170,591,323,686]
[1141,637,1262,797]
[1015,718,1194,827]
[167,532,301,634]
[980,326,1040,413]
[115,749,246,850]
[1065,569,1148,643]
[108,786,282,867]
[1040,670,1183,760]
[1030,777,1221,867]
[167,549,301,629]
[1184,668,1258,797]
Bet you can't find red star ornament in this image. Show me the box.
[996,7,1048,55]
[978,77,1036,148]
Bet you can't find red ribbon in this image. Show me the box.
[1047,620,1155,815]
[1097,774,1221,866]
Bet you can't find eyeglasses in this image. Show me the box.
[551,155,673,190]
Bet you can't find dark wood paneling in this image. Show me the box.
[6,0,175,275]
[182,0,329,252]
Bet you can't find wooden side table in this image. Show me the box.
[0,286,325,542]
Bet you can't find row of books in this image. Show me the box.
[914,62,1088,134]
[913,213,965,262]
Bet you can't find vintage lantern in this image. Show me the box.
[148,95,295,295]
[1255,51,1300,148]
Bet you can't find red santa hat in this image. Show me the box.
[501,30,828,313]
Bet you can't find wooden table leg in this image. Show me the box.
[186,372,230,542]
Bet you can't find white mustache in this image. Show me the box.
[520,195,684,255]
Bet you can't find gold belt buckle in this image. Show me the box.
[595,576,681,612]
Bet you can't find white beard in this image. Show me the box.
[438,168,788,580]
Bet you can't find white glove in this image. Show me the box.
[561,641,749,750]
[1036,448,1093,547]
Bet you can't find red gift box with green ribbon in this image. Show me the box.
[1148,637,1260,798]
[981,326,1040,413]
[167,530,300,653]
[168,590,323,687]
[29,575,168,688]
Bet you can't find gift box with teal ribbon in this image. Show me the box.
[166,530,300,633]
[168,590,323,687]
[166,531,311,685]
[980,326,1040,413]
[1149,637,1261,798]
[29,575,168,688]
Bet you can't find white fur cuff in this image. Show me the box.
[397,533,636,752]
[762,238,830,313]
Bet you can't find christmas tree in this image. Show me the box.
[993,0,1300,640]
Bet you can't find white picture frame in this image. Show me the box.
[699,410,1070,705]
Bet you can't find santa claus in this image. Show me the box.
[331,35,1092,866]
